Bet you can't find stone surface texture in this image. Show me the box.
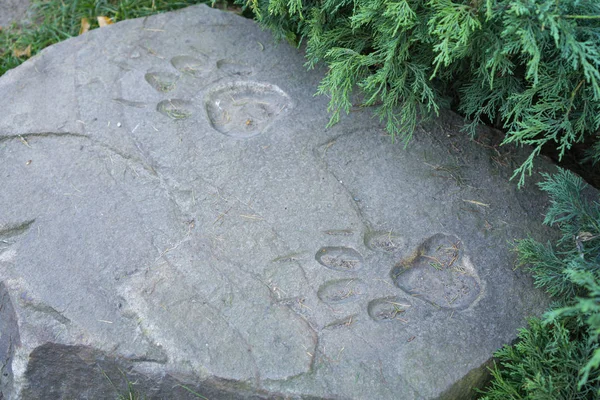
[0,0,30,27]
[0,5,562,399]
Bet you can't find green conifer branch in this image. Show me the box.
[246,0,600,185]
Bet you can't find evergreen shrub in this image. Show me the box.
[244,0,600,185]
[481,169,600,399]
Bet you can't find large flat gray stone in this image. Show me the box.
[0,5,560,399]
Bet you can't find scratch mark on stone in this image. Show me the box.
[0,132,87,144]
[23,302,71,326]
[112,98,147,108]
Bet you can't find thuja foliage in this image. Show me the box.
[481,169,600,399]
[482,318,598,399]
[244,0,600,185]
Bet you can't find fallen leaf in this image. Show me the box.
[577,232,598,242]
[13,45,31,58]
[97,16,113,27]
[18,135,31,148]
[79,17,90,35]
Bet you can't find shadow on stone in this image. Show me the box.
[22,344,285,400]
[437,358,494,400]
[0,282,20,400]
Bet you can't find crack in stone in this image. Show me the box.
[205,182,311,287]
[0,131,158,179]
[0,131,184,285]
[179,285,261,384]
[94,142,158,177]
[116,121,193,231]
[171,249,315,384]
[22,302,71,326]
[134,246,262,383]
[112,98,147,108]
[261,330,320,389]
[122,338,168,364]
[0,132,87,144]
[312,135,373,234]
[1,129,197,272]
[0,221,35,262]
[181,175,334,383]
[352,330,422,398]
[0,220,35,241]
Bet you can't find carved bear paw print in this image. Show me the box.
[305,231,482,331]
[143,53,293,138]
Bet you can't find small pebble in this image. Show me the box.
[117,122,122,127]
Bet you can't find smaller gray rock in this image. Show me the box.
[0,0,30,27]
